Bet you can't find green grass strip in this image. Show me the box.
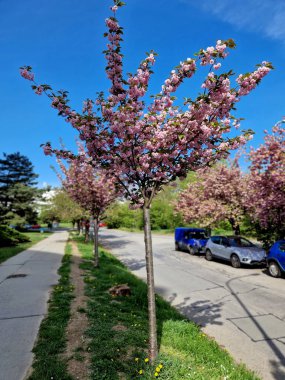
[73,235,260,380]
[28,242,74,380]
[0,232,52,264]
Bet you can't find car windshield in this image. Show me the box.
[189,232,207,239]
[228,237,254,248]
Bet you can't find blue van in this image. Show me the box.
[267,240,285,278]
[175,227,209,255]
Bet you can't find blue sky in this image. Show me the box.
[0,0,284,187]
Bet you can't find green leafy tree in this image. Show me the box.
[40,190,85,227]
[105,202,143,230]
[151,185,185,230]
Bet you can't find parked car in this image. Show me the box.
[175,227,209,255]
[205,235,266,268]
[30,224,41,229]
[267,240,285,278]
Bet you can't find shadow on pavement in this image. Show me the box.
[119,257,146,271]
[99,235,133,250]
[155,290,223,328]
[226,274,285,380]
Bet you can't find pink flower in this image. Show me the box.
[35,86,43,95]
[213,63,221,70]
[43,144,52,156]
[20,68,34,81]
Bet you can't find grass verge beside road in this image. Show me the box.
[28,242,74,380]
[27,233,260,379]
[73,235,260,380]
[0,232,52,264]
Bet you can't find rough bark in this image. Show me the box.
[76,220,80,233]
[94,218,99,267]
[143,205,158,362]
[229,218,240,235]
[234,224,241,236]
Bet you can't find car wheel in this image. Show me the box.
[205,249,213,261]
[175,242,180,251]
[231,254,241,268]
[268,261,281,278]
[188,245,195,255]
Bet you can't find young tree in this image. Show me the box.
[245,118,285,245]
[20,1,272,361]
[176,160,246,235]
[57,159,117,267]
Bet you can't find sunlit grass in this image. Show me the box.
[0,232,52,264]
[73,234,260,380]
[28,243,74,380]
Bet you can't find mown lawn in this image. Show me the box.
[28,243,74,380]
[0,232,52,264]
[73,235,260,380]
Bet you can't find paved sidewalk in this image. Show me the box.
[0,230,68,380]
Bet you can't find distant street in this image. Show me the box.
[100,229,285,380]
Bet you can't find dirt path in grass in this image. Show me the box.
[64,241,92,380]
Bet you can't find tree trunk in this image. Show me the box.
[143,205,158,362]
[94,218,99,268]
[234,224,241,236]
[229,218,240,235]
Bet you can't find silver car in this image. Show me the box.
[205,236,266,268]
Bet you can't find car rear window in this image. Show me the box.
[183,231,207,239]
[229,237,254,247]
[211,236,221,244]
[190,232,207,239]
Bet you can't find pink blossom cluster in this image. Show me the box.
[20,68,34,81]
[104,16,126,101]
[176,160,247,232]
[199,40,228,66]
[35,86,43,95]
[58,156,117,219]
[82,99,94,115]
[162,59,196,95]
[51,96,71,117]
[236,62,272,96]
[245,121,285,235]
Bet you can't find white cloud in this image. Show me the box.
[180,0,285,42]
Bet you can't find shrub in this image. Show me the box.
[0,225,30,247]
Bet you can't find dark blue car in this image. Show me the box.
[175,227,209,255]
[267,240,285,278]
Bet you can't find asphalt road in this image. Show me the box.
[99,228,285,380]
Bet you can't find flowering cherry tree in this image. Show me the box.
[20,1,272,361]
[245,118,285,244]
[176,160,246,235]
[57,157,117,267]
